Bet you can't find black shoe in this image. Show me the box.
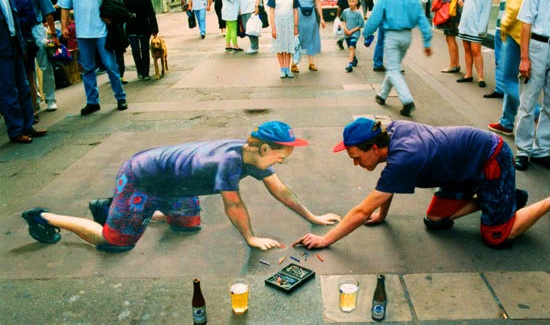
[514,156,529,171]
[117,99,128,111]
[515,189,528,211]
[479,80,487,88]
[89,197,113,226]
[375,95,385,105]
[21,208,61,244]
[456,76,473,83]
[424,216,454,230]
[373,66,386,72]
[345,65,353,72]
[400,102,415,116]
[337,39,344,50]
[483,90,504,98]
[352,56,358,67]
[530,156,550,169]
[81,103,100,116]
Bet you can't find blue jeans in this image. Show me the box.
[78,37,126,105]
[373,28,385,68]
[379,30,413,105]
[494,29,504,94]
[516,39,550,157]
[195,9,207,35]
[0,53,34,140]
[498,36,540,130]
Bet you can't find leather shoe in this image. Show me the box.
[26,128,47,137]
[483,90,504,99]
[531,156,550,169]
[81,103,100,116]
[117,99,128,111]
[514,156,528,171]
[375,95,385,105]
[400,102,416,116]
[11,134,32,143]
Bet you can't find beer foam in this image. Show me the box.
[339,283,358,294]
[230,283,248,295]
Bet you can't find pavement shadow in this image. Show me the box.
[8,242,51,255]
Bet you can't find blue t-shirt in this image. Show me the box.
[342,8,364,39]
[58,0,107,38]
[129,139,274,197]
[375,121,499,194]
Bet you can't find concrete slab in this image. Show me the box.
[0,133,67,162]
[173,58,368,89]
[404,273,500,320]
[485,271,550,319]
[321,274,412,323]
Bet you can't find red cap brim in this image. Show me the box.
[274,138,309,147]
[332,141,347,153]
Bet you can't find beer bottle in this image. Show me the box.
[371,274,386,321]
[192,278,207,324]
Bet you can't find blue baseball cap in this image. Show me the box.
[251,121,309,147]
[333,118,381,152]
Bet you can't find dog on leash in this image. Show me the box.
[150,36,168,80]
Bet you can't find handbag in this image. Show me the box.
[237,15,246,37]
[300,6,314,16]
[187,10,197,28]
[449,0,458,17]
[51,44,73,64]
[432,2,450,26]
[258,4,269,28]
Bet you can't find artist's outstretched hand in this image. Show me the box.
[292,233,329,249]
[312,213,342,225]
[247,236,281,250]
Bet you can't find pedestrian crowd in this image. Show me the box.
[1,0,549,173]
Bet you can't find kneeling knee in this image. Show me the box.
[423,216,454,230]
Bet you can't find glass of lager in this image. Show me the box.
[338,277,359,312]
[230,278,249,314]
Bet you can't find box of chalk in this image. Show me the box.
[264,263,315,293]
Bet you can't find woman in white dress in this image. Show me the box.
[268,0,300,78]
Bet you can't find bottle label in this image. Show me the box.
[193,306,207,324]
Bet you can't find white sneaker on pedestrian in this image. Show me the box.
[46,101,58,111]
[245,48,258,54]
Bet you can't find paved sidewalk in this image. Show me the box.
[1,9,550,324]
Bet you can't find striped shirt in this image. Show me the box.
[496,0,507,30]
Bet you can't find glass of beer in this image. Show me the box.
[339,277,359,312]
[230,278,249,314]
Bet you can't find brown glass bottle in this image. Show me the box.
[192,278,207,324]
[371,274,386,321]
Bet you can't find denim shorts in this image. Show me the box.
[345,37,358,48]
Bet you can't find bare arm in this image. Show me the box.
[316,0,325,28]
[519,22,532,79]
[294,8,299,35]
[293,190,392,248]
[45,14,59,46]
[270,6,276,38]
[61,8,69,38]
[263,174,341,225]
[221,191,281,250]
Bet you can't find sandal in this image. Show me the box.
[291,64,300,73]
[308,63,318,71]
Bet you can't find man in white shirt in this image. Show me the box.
[514,0,550,170]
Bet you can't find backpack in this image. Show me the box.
[14,0,38,37]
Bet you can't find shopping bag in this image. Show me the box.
[51,44,73,64]
[333,18,344,37]
[246,14,262,37]
[449,0,458,17]
[187,10,197,29]
[293,35,301,64]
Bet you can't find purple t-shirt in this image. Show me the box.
[376,121,499,194]
[129,139,274,197]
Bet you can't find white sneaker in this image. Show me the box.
[245,49,258,54]
[46,102,58,111]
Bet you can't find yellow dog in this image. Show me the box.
[150,36,168,80]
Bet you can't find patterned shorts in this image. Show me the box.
[426,139,517,246]
[102,161,201,246]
